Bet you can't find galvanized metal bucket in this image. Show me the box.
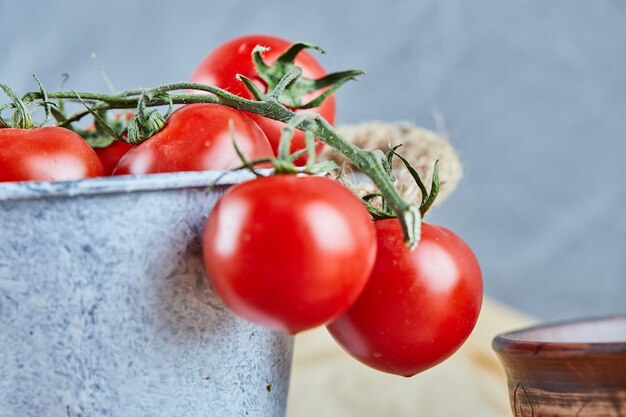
[0,172,293,417]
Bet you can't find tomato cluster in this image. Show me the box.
[0,35,482,377]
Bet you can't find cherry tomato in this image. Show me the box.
[190,34,335,165]
[112,103,273,175]
[327,220,483,377]
[202,175,377,334]
[0,127,104,182]
[94,141,133,176]
[88,112,134,176]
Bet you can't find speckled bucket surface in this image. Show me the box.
[0,172,293,417]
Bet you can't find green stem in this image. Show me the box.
[0,83,34,128]
[19,83,421,247]
[23,91,136,103]
[310,116,421,246]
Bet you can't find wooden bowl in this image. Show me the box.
[493,314,626,416]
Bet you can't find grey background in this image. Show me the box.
[1,0,625,321]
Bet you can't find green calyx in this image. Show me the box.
[362,144,441,220]
[126,90,170,144]
[238,43,365,109]
[231,113,339,177]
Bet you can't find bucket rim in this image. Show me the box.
[0,170,262,202]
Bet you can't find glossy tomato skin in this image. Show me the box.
[0,127,104,182]
[95,141,134,175]
[112,103,273,175]
[327,220,483,377]
[202,175,377,334]
[190,35,335,165]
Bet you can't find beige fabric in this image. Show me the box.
[321,122,463,207]
[287,298,534,417]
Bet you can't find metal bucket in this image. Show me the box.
[0,172,293,417]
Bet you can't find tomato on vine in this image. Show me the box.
[200,118,377,334]
[202,174,377,334]
[0,83,104,182]
[327,148,483,377]
[0,127,105,182]
[80,112,135,176]
[327,220,483,376]
[94,141,133,176]
[112,103,274,175]
[191,35,360,166]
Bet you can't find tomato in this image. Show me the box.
[94,141,133,176]
[327,220,483,377]
[112,103,273,175]
[0,127,104,182]
[190,34,335,165]
[88,112,134,176]
[202,175,377,334]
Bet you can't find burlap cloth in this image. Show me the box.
[287,122,533,417]
[320,122,463,206]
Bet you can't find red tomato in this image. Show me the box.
[327,220,483,377]
[202,175,377,334]
[112,103,273,175]
[0,127,104,182]
[95,141,134,176]
[82,112,134,176]
[93,112,134,176]
[190,34,335,165]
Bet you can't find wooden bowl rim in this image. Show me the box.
[492,313,626,357]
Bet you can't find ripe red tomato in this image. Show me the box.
[112,103,273,175]
[94,141,133,176]
[88,112,134,176]
[0,127,104,182]
[202,175,377,334]
[190,34,335,165]
[327,220,483,377]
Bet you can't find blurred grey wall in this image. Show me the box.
[1,0,625,321]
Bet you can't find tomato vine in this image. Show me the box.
[2,67,422,247]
